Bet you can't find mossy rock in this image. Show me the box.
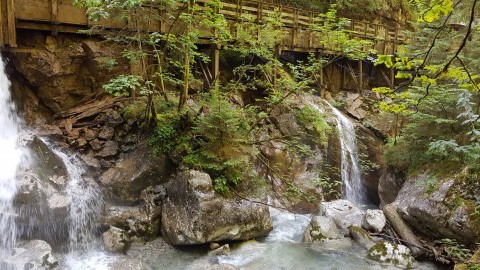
[367,240,415,269]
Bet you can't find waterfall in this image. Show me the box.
[47,146,104,251]
[324,101,367,205]
[0,57,23,258]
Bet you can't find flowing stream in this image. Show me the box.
[324,101,368,205]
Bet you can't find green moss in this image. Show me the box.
[349,226,373,241]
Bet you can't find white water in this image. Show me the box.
[324,101,367,204]
[48,147,104,250]
[0,57,24,258]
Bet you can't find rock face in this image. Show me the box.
[102,226,130,254]
[367,240,415,269]
[378,170,406,206]
[1,240,58,270]
[99,147,171,204]
[362,209,387,233]
[161,170,273,245]
[12,33,128,113]
[393,173,480,244]
[319,200,364,231]
[303,215,341,243]
[14,137,70,244]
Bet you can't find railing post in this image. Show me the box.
[0,0,4,47]
[7,0,16,47]
[51,0,59,36]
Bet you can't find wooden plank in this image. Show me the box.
[7,0,16,46]
[0,0,4,47]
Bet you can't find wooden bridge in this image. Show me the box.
[0,0,405,54]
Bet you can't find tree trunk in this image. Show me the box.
[383,204,425,258]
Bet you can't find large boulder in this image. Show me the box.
[302,215,341,243]
[104,205,160,241]
[362,209,386,233]
[1,240,58,270]
[14,137,70,244]
[367,240,415,269]
[348,226,375,249]
[161,170,273,245]
[102,226,130,254]
[319,200,364,231]
[393,173,480,244]
[99,147,171,204]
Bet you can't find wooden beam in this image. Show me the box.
[7,0,16,47]
[51,0,58,35]
[0,0,4,47]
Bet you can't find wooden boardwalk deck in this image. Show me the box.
[0,0,405,55]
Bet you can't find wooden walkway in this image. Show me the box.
[0,0,405,54]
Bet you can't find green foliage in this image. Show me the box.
[103,75,144,97]
[416,174,438,194]
[294,105,331,146]
[438,238,473,263]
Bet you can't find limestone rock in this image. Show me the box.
[1,240,58,270]
[102,226,130,254]
[14,138,71,244]
[303,215,340,243]
[362,209,386,233]
[99,147,171,204]
[96,141,119,157]
[208,244,231,256]
[104,206,160,241]
[320,200,364,231]
[378,170,406,206]
[348,226,375,249]
[139,185,166,221]
[393,174,479,244]
[161,170,273,245]
[367,240,415,269]
[98,126,115,140]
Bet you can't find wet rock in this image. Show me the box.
[349,226,375,249]
[102,226,130,254]
[139,185,166,221]
[104,206,160,241]
[208,244,231,256]
[320,200,364,231]
[15,138,71,244]
[80,154,101,169]
[99,147,171,204]
[362,209,386,233]
[367,240,415,269]
[161,170,273,245]
[393,174,479,244]
[303,215,340,243]
[1,240,58,270]
[96,141,119,157]
[98,126,115,140]
[378,170,406,206]
[108,258,151,270]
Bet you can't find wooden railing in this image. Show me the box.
[0,0,405,55]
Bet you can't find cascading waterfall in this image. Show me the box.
[324,101,367,204]
[48,147,104,250]
[0,57,24,258]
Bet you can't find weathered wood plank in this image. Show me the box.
[7,0,16,46]
[0,0,4,46]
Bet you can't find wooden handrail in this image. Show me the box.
[0,0,405,53]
